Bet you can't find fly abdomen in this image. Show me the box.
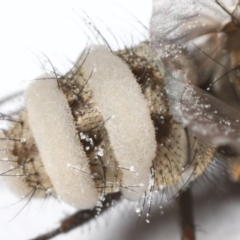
[0,43,216,209]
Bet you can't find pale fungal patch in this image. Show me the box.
[82,46,157,200]
[25,79,98,208]
[163,75,185,124]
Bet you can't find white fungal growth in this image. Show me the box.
[25,79,98,209]
[164,75,185,123]
[82,46,157,200]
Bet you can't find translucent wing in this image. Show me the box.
[150,0,240,153]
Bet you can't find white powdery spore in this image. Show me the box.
[82,46,157,201]
[25,78,98,209]
[164,75,185,123]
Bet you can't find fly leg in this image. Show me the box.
[31,192,121,240]
[178,186,195,240]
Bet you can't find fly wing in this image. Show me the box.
[150,0,240,87]
[150,0,227,59]
[150,0,240,154]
